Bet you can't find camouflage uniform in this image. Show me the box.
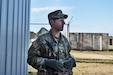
[27,30,75,75]
[27,10,76,75]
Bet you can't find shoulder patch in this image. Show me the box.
[32,41,38,48]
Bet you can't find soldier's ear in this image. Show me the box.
[50,19,55,27]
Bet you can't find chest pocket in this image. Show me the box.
[58,43,66,60]
[41,41,57,59]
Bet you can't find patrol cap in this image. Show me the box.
[48,10,68,20]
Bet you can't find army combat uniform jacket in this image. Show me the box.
[27,30,76,75]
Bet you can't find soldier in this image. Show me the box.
[27,10,76,75]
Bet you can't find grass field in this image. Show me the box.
[28,50,113,75]
[28,42,113,75]
[71,50,113,75]
[73,62,113,75]
[109,45,113,51]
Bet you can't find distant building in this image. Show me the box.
[30,27,48,42]
[70,33,109,51]
[109,36,113,46]
[36,27,48,37]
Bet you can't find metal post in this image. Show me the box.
[67,24,70,41]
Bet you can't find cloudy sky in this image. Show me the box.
[30,0,113,36]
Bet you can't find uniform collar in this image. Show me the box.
[49,30,63,43]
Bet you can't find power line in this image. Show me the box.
[30,23,68,25]
[30,23,49,25]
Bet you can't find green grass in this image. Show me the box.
[109,45,113,51]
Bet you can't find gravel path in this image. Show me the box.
[71,51,113,60]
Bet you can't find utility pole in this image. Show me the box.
[67,23,70,41]
[30,23,49,25]
[66,16,73,41]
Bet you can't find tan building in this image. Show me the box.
[109,37,113,46]
[70,33,109,51]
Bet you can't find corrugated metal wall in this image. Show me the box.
[0,0,30,75]
[70,33,109,51]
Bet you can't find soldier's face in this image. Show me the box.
[52,18,65,31]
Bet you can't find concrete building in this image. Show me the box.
[109,37,113,46]
[70,33,109,51]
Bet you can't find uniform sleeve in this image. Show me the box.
[27,36,47,69]
[70,55,76,67]
[63,35,76,67]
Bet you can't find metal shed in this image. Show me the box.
[70,33,109,51]
[0,0,30,75]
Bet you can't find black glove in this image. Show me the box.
[44,59,63,72]
[63,57,75,69]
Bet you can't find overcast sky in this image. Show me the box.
[30,0,113,36]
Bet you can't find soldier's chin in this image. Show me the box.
[60,28,63,31]
[60,29,63,31]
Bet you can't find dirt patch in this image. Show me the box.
[70,50,113,60]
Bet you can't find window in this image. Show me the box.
[109,39,112,45]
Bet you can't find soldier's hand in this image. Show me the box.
[63,57,75,69]
[44,59,63,72]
